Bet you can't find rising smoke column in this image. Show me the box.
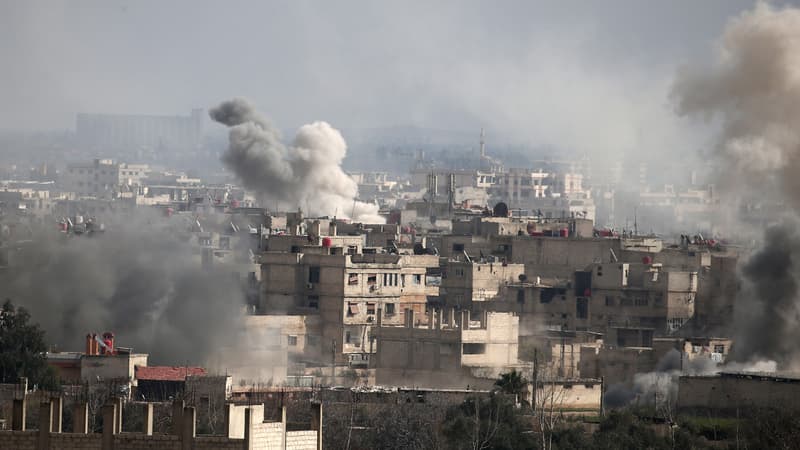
[672,3,800,368]
[210,98,384,223]
[0,211,245,365]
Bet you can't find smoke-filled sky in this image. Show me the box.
[1,0,779,158]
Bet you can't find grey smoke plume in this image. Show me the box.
[0,212,245,366]
[210,98,384,223]
[672,3,800,368]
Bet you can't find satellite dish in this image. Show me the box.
[413,243,426,255]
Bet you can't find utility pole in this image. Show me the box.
[331,339,336,384]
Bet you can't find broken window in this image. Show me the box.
[348,273,359,285]
[413,274,422,285]
[367,274,377,285]
[714,344,725,354]
[452,243,465,252]
[385,303,396,315]
[288,335,298,346]
[345,331,351,343]
[308,266,321,284]
[462,343,486,355]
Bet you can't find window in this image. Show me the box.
[452,243,465,252]
[348,273,359,285]
[345,331,351,343]
[347,245,358,255]
[307,335,319,347]
[347,303,360,316]
[517,289,525,304]
[367,274,377,285]
[635,296,648,306]
[576,297,588,319]
[654,293,664,306]
[367,303,376,315]
[288,335,298,346]
[413,274,422,285]
[385,303,396,315]
[714,344,725,354]
[462,343,486,355]
[219,236,230,250]
[383,273,398,286]
[307,296,319,309]
[605,296,614,306]
[308,266,321,283]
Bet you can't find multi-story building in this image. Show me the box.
[260,251,440,365]
[62,159,150,198]
[438,259,525,309]
[372,309,521,389]
[76,109,204,152]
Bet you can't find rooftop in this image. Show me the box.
[135,366,206,382]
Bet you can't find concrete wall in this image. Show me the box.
[677,374,800,414]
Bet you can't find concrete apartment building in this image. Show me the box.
[62,159,150,198]
[372,309,521,389]
[76,109,204,151]
[438,259,525,309]
[260,251,440,365]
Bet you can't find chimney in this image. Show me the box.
[90,334,99,355]
[85,334,93,355]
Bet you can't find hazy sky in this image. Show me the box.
[0,1,784,156]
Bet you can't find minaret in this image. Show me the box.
[479,128,486,158]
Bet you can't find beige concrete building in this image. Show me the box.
[678,372,800,415]
[372,309,521,389]
[438,259,525,309]
[260,252,440,365]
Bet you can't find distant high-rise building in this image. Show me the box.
[76,109,204,152]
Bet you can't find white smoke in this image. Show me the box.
[210,98,384,223]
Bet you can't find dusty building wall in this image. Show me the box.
[677,374,800,414]
[535,381,602,412]
[578,346,657,386]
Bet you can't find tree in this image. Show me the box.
[0,299,58,390]
[495,370,527,404]
[441,394,536,450]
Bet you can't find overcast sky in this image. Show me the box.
[0,1,787,157]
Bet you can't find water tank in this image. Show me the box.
[322,237,333,248]
[526,222,537,235]
[560,228,569,238]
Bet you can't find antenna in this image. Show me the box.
[634,207,638,237]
